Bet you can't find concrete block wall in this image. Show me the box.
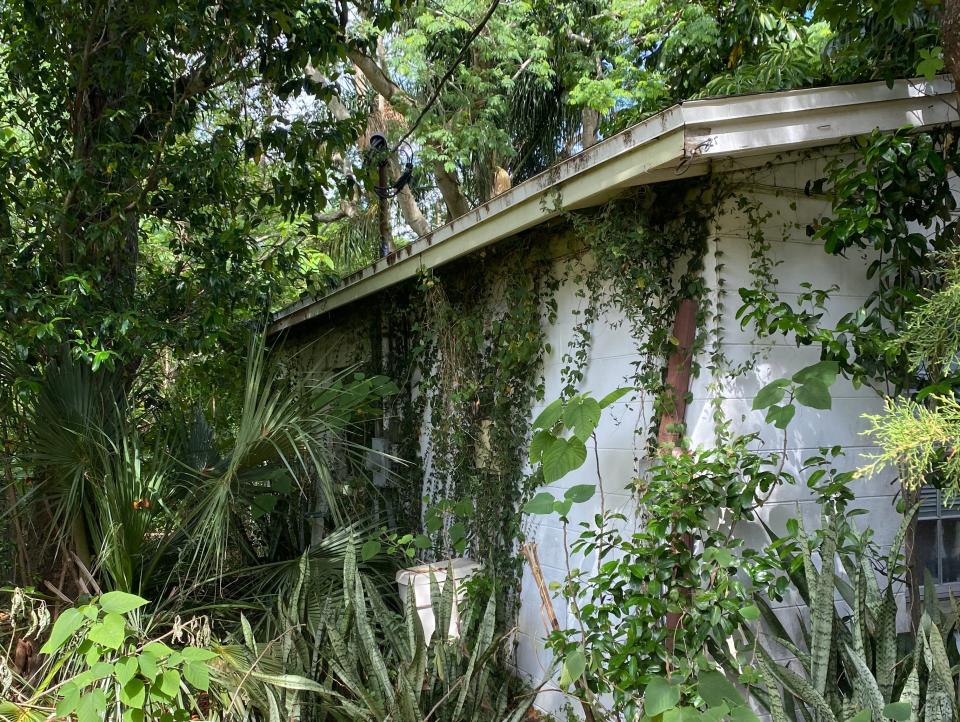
[515,154,901,717]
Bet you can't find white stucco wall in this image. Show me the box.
[515,154,902,717]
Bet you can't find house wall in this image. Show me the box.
[515,153,901,718]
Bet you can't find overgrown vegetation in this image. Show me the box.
[3,0,960,721]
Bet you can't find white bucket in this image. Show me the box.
[395,557,481,642]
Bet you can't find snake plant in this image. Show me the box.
[741,506,960,722]
[305,543,534,722]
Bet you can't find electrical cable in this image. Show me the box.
[392,0,502,152]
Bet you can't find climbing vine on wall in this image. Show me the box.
[386,237,557,614]
[561,179,714,448]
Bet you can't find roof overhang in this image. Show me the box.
[270,77,958,334]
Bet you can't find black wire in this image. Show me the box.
[392,0,502,152]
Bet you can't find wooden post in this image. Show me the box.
[656,298,699,649]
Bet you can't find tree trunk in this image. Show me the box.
[582,108,600,149]
[433,163,471,220]
[943,0,960,89]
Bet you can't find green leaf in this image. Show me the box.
[553,498,573,516]
[119,678,146,709]
[114,655,138,686]
[40,607,84,654]
[598,387,633,408]
[532,399,563,431]
[55,683,80,717]
[883,702,911,721]
[766,403,796,429]
[137,651,158,681]
[740,604,761,621]
[564,484,596,503]
[558,646,586,688]
[76,689,107,722]
[123,709,145,722]
[563,396,602,440]
[523,492,556,515]
[542,436,587,483]
[753,379,789,410]
[645,676,681,716]
[795,381,832,410]
[792,360,839,387]
[143,641,173,657]
[182,661,209,691]
[98,591,149,615]
[699,671,746,707]
[181,646,218,662]
[413,534,432,550]
[87,612,127,650]
[528,429,555,464]
[156,669,181,699]
[360,539,381,561]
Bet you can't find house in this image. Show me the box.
[270,77,959,717]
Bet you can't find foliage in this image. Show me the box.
[563,182,712,445]
[6,337,395,603]
[0,0,391,378]
[1,591,220,722]
[741,507,960,722]
[386,240,555,617]
[738,128,959,397]
[858,248,960,493]
[304,544,534,722]
[523,392,803,719]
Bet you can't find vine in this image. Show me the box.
[385,237,557,617]
[560,179,715,449]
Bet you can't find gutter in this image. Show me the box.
[269,77,957,335]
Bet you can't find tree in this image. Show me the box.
[0,0,398,381]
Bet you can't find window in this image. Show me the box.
[917,486,960,588]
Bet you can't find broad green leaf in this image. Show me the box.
[98,591,148,615]
[558,646,586,688]
[532,399,563,431]
[40,608,84,654]
[883,702,911,721]
[753,379,789,410]
[564,484,596,503]
[123,709,145,722]
[87,612,127,650]
[137,651,158,681]
[792,360,839,387]
[413,534,432,549]
[563,396,602,440]
[119,678,146,709]
[553,498,573,516]
[542,436,587,483]
[699,671,744,707]
[143,641,173,657]
[528,429,555,464]
[645,676,681,716]
[598,387,633,408]
[181,646,218,662]
[766,403,796,429]
[114,655,138,686]
[740,604,761,621]
[55,683,80,717]
[182,661,209,691]
[360,540,381,561]
[795,381,832,410]
[523,492,556,515]
[76,689,106,722]
[157,669,181,698]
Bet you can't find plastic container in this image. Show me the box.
[395,558,482,642]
